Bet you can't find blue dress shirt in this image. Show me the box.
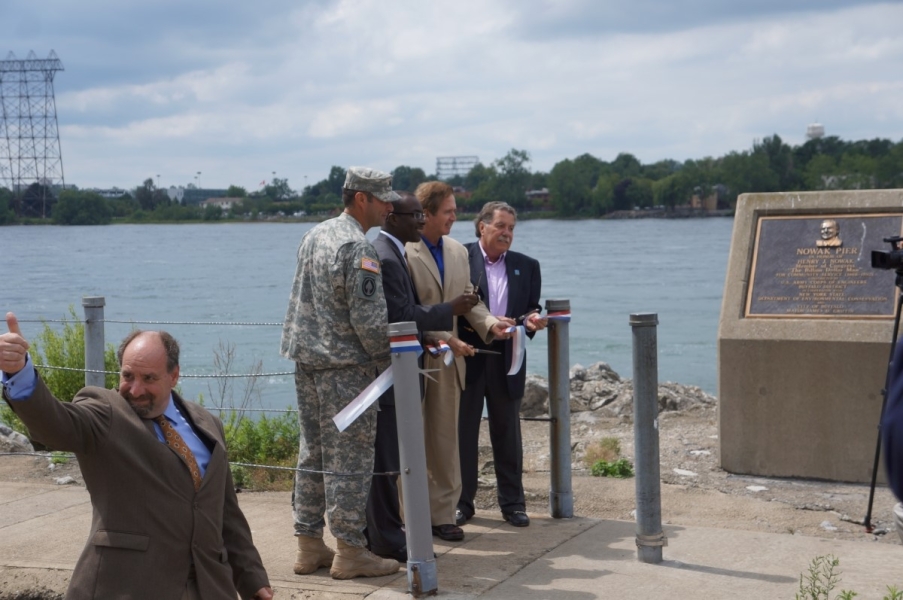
[422,234,445,284]
[153,395,212,476]
[1,354,37,400]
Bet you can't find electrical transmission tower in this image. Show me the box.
[436,156,478,181]
[0,50,66,217]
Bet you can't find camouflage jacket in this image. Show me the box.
[280,212,389,369]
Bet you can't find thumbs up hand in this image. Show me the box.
[0,312,29,375]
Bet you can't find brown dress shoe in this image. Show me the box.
[431,524,464,541]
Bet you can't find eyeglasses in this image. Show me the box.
[390,211,425,221]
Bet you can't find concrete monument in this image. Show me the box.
[719,190,903,482]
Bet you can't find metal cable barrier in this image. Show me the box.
[5,301,572,494]
[3,314,380,478]
[0,452,399,477]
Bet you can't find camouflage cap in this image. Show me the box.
[343,166,401,203]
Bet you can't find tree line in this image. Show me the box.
[1,133,901,225]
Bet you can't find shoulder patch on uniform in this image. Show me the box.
[355,271,379,301]
[361,257,380,274]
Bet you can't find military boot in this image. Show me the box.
[329,539,400,579]
[293,535,335,575]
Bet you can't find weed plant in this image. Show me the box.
[584,437,635,478]
[795,554,902,600]
[590,457,634,478]
[223,411,299,490]
[205,340,299,491]
[583,437,621,467]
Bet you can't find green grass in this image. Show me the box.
[222,410,299,490]
[590,457,634,478]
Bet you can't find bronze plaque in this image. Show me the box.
[745,214,903,318]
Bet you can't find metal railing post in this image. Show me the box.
[630,312,666,563]
[546,298,573,518]
[389,321,437,596]
[82,296,106,388]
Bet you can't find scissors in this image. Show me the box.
[516,309,540,323]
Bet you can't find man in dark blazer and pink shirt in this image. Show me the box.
[457,201,546,529]
[0,313,272,600]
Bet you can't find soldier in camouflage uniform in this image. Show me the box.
[280,166,401,580]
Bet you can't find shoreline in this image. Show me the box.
[3,208,734,226]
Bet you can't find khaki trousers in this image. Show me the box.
[397,352,463,526]
[421,353,463,525]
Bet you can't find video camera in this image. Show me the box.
[871,236,903,271]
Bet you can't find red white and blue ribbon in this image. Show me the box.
[426,340,455,366]
[390,334,423,357]
[506,325,526,376]
[333,333,430,431]
[545,310,571,322]
[332,366,394,432]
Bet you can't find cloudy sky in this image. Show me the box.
[4,0,902,191]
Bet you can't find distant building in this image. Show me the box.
[181,187,229,206]
[201,197,240,211]
[452,186,473,200]
[525,188,550,202]
[690,184,730,211]
[806,123,825,140]
[86,187,130,199]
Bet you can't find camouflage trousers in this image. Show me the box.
[292,362,377,548]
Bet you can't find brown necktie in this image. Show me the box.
[154,415,203,491]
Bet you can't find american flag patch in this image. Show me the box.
[361,257,380,274]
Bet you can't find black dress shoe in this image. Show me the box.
[431,524,464,541]
[455,508,472,526]
[503,510,530,527]
[373,546,408,562]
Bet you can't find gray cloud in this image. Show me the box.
[2,0,900,190]
[503,0,874,37]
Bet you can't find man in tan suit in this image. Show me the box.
[0,314,272,600]
[406,182,512,540]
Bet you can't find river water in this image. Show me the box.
[3,217,733,408]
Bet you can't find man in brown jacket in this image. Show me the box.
[0,313,273,600]
[405,182,512,540]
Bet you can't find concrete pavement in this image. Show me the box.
[1,480,902,599]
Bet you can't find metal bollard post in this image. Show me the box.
[630,313,666,563]
[82,297,106,388]
[546,298,573,518]
[389,322,437,596]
